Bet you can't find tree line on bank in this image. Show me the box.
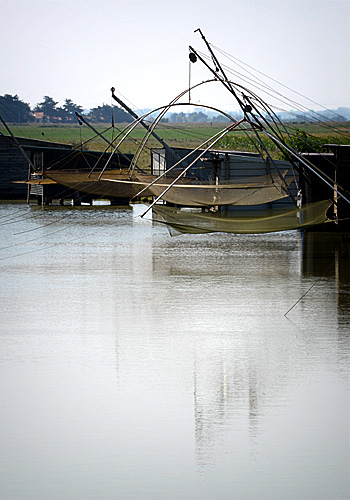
[0,94,133,124]
[0,93,231,125]
[1,93,349,126]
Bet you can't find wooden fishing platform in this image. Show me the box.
[0,134,132,205]
[0,134,349,230]
[0,135,78,203]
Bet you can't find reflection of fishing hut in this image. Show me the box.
[301,230,350,320]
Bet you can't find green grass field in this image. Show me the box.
[1,121,349,160]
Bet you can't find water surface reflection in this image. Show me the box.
[0,203,348,500]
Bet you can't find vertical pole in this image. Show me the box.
[26,162,31,205]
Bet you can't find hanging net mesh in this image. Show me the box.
[135,172,294,206]
[152,200,333,234]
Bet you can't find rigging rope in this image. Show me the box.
[210,43,350,129]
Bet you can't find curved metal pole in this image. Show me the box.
[132,79,239,175]
[191,37,330,187]
[102,79,227,179]
[190,37,299,159]
[140,118,246,218]
[117,79,218,177]
[97,118,147,179]
[128,84,203,176]
[192,49,301,201]
[132,103,241,199]
[112,86,205,175]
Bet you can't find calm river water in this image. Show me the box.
[0,202,349,500]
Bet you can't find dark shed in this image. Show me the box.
[0,135,72,199]
[301,144,350,227]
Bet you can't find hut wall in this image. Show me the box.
[0,136,72,199]
[153,147,298,211]
[0,136,29,198]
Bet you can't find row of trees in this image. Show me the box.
[2,93,349,126]
[0,94,132,124]
[0,93,232,125]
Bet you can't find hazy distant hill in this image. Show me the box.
[138,107,350,123]
[276,107,350,122]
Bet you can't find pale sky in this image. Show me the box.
[1,0,349,114]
